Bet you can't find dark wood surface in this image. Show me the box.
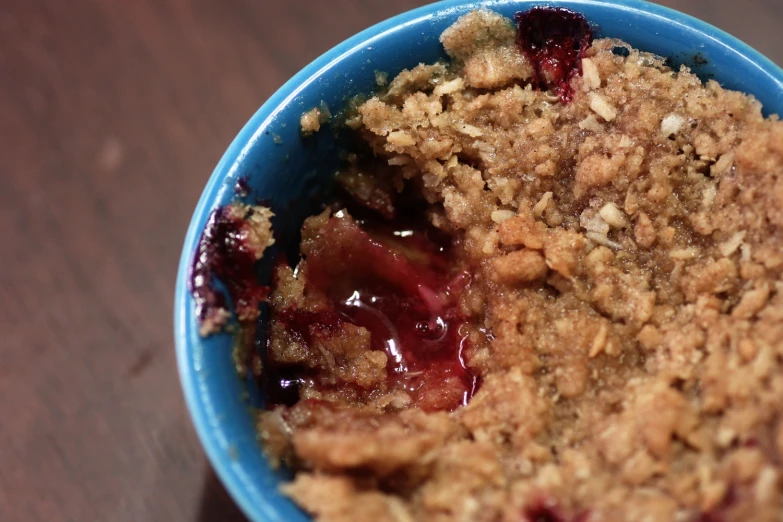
[2,1,780,521]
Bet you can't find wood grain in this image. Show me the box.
[1,1,778,521]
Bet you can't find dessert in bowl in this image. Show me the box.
[174,1,783,521]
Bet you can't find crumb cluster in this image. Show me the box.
[252,10,783,522]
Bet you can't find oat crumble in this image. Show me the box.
[300,103,332,136]
[195,8,783,522]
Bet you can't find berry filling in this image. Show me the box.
[189,204,272,333]
[265,211,478,412]
[523,498,591,522]
[515,7,593,102]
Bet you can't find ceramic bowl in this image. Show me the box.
[174,2,783,520]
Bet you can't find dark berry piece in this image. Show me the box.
[515,7,593,102]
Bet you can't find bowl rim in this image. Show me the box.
[174,1,783,520]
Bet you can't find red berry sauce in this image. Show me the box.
[522,497,592,522]
[515,7,593,102]
[524,499,567,522]
[697,484,738,522]
[189,206,269,329]
[266,212,478,412]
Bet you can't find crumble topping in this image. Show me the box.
[196,7,783,522]
[300,103,332,136]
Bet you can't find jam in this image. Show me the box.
[515,7,593,102]
[523,498,592,522]
[697,484,738,522]
[189,206,269,329]
[265,211,478,412]
[524,499,567,522]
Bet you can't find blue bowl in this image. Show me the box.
[174,1,783,520]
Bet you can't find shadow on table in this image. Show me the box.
[198,467,249,522]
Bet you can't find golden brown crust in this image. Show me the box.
[259,10,783,522]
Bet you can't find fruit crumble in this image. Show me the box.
[193,7,783,522]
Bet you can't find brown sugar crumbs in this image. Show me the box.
[198,8,783,522]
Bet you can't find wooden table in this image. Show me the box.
[2,1,780,521]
